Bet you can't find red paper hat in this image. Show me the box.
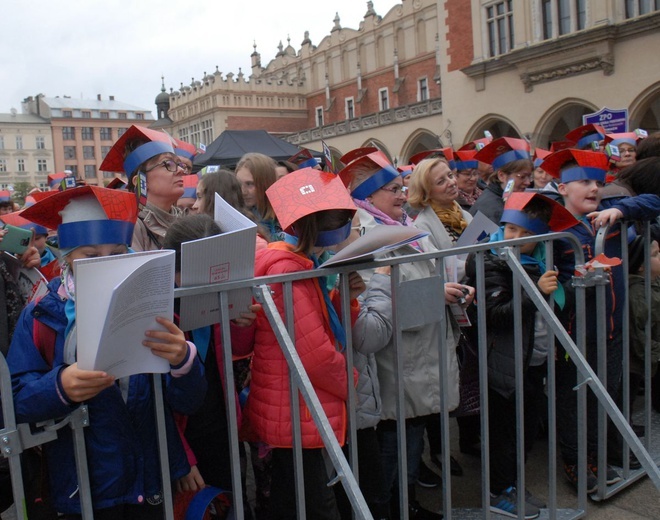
[340,147,378,166]
[338,150,400,200]
[409,148,455,167]
[549,140,576,153]
[47,172,68,190]
[30,190,58,203]
[565,124,605,150]
[458,137,492,152]
[0,190,10,202]
[603,132,640,148]
[288,148,319,169]
[106,177,127,190]
[474,137,531,169]
[533,148,551,168]
[501,192,578,234]
[181,174,198,199]
[0,211,49,235]
[172,138,197,160]
[266,167,356,234]
[99,125,174,178]
[397,164,414,177]
[539,149,609,183]
[21,186,138,250]
[454,150,479,171]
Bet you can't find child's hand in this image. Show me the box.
[347,271,366,300]
[60,363,115,402]
[588,208,623,230]
[374,266,391,276]
[143,317,189,366]
[17,246,40,269]
[537,270,559,295]
[175,465,205,493]
[233,303,262,328]
[444,282,473,306]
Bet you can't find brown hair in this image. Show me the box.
[197,169,246,216]
[163,214,221,273]
[490,158,534,185]
[236,153,277,220]
[291,209,354,255]
[407,157,451,209]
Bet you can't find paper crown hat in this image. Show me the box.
[458,136,493,152]
[0,190,10,202]
[539,149,609,183]
[47,172,69,190]
[603,131,645,148]
[409,148,455,169]
[106,177,128,191]
[454,150,479,171]
[474,137,531,170]
[100,125,174,179]
[21,186,138,250]
[501,192,577,234]
[180,174,198,199]
[172,138,197,160]
[397,164,414,177]
[340,147,379,166]
[288,148,319,169]
[565,124,605,150]
[533,148,551,168]
[549,140,576,153]
[0,211,49,236]
[266,167,356,236]
[338,150,400,200]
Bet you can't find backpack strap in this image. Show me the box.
[31,296,57,368]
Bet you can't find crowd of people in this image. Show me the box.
[0,121,659,520]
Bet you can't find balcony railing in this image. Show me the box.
[285,98,442,145]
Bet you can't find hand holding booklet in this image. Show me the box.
[75,250,175,379]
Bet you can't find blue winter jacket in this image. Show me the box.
[7,278,206,514]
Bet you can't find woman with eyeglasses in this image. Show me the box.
[454,150,483,211]
[100,125,188,252]
[469,137,534,225]
[339,149,466,520]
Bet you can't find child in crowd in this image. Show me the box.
[540,148,660,492]
[7,186,206,519]
[465,192,577,519]
[244,167,363,520]
[627,237,660,421]
[162,214,260,508]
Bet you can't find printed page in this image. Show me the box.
[321,225,429,268]
[75,250,174,378]
[178,193,257,330]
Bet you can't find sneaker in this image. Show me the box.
[523,488,546,509]
[564,463,598,494]
[429,453,464,477]
[588,458,622,485]
[408,500,443,520]
[416,461,441,488]
[489,486,540,519]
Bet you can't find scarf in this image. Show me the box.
[457,186,483,207]
[431,200,468,237]
[353,198,411,227]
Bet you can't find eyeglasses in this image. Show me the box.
[458,171,479,178]
[146,159,185,173]
[379,185,405,196]
[514,172,532,180]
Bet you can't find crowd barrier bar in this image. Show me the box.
[2,227,659,519]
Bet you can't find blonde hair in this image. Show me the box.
[407,157,450,209]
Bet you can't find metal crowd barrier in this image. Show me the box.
[2,226,659,519]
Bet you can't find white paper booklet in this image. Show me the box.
[75,250,174,379]
[178,193,257,330]
[321,225,429,268]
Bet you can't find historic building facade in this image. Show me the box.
[158,0,659,164]
[0,111,53,190]
[22,95,153,185]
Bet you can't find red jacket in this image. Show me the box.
[245,242,350,448]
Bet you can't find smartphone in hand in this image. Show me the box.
[0,221,33,255]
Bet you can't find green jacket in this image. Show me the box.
[628,275,660,377]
